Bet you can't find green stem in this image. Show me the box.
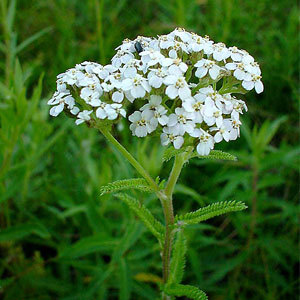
[161,152,190,300]
[99,128,159,192]
[97,127,190,300]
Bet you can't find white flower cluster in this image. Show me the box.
[48,28,263,155]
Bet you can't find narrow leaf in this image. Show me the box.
[100,178,153,195]
[162,147,186,162]
[190,150,237,161]
[176,201,247,225]
[115,193,165,243]
[16,27,52,54]
[164,283,207,300]
[168,230,187,284]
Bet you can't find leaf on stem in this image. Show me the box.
[163,283,208,300]
[163,148,237,163]
[100,178,153,196]
[162,147,187,162]
[168,230,187,285]
[115,193,165,243]
[175,201,247,225]
[190,150,237,161]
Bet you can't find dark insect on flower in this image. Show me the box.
[134,41,143,54]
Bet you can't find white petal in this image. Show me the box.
[173,136,184,149]
[168,114,178,126]
[149,76,162,88]
[242,80,254,91]
[136,126,148,137]
[195,67,208,78]
[209,66,220,80]
[166,85,178,99]
[255,80,264,94]
[178,86,191,100]
[131,85,145,98]
[214,132,223,143]
[96,108,107,119]
[112,91,124,103]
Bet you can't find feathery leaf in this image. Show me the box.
[162,147,187,162]
[190,150,237,161]
[115,193,165,243]
[176,201,247,225]
[168,230,187,285]
[164,284,208,300]
[100,178,153,196]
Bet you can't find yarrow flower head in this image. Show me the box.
[48,28,263,156]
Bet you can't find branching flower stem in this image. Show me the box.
[99,127,160,192]
[98,127,191,300]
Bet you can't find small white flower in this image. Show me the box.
[112,90,124,103]
[158,35,175,50]
[147,67,168,88]
[212,43,230,61]
[161,58,188,76]
[140,95,169,126]
[210,125,231,143]
[182,95,205,123]
[170,28,192,43]
[48,92,75,117]
[203,98,224,128]
[105,104,126,120]
[140,49,165,67]
[194,59,222,80]
[228,46,245,62]
[122,74,151,99]
[128,110,156,137]
[80,80,103,100]
[96,102,108,119]
[242,74,264,93]
[160,126,184,149]
[164,75,191,100]
[191,128,214,155]
[112,50,134,69]
[231,98,248,120]
[223,118,242,140]
[75,110,93,125]
[83,93,101,107]
[61,68,84,86]
[168,107,195,135]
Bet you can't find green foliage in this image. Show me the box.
[0,0,298,299]
[163,148,237,163]
[190,150,237,161]
[164,284,207,300]
[100,178,153,195]
[115,193,165,243]
[168,230,187,285]
[163,147,187,162]
[176,201,247,225]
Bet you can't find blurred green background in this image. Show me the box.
[0,0,299,299]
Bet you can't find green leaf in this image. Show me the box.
[119,258,131,300]
[115,193,165,243]
[190,150,237,161]
[100,178,153,195]
[16,26,52,54]
[176,201,247,225]
[0,223,50,242]
[168,230,187,285]
[164,284,207,300]
[59,236,117,259]
[162,147,187,162]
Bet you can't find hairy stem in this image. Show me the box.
[161,153,189,300]
[99,128,160,192]
[98,128,190,300]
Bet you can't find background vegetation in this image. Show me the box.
[0,0,299,299]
